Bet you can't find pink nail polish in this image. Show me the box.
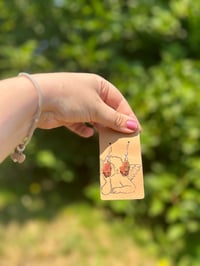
[126,120,138,131]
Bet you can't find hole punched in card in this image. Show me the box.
[99,128,144,201]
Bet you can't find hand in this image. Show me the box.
[35,73,141,137]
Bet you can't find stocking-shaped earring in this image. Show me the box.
[120,141,130,176]
[102,143,112,178]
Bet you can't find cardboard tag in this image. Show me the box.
[99,128,144,200]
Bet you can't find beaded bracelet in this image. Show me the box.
[10,73,42,163]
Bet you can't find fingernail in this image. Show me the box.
[126,120,138,131]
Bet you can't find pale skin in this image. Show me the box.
[0,72,141,163]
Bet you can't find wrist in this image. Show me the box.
[31,73,61,113]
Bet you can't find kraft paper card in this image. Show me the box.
[99,128,144,200]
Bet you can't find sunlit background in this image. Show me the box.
[0,1,199,265]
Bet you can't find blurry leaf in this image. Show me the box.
[149,198,164,217]
[36,150,57,168]
[166,206,181,223]
[167,223,186,241]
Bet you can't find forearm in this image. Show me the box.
[0,72,84,162]
[0,76,39,162]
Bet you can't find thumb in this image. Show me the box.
[95,102,140,134]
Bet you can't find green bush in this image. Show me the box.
[0,1,199,265]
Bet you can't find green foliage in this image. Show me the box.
[0,0,200,265]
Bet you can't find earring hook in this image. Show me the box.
[124,141,130,160]
[106,142,112,161]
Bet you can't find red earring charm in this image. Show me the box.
[120,141,130,176]
[102,143,112,177]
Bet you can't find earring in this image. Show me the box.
[120,141,130,176]
[102,142,112,178]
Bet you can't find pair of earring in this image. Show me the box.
[102,141,130,178]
